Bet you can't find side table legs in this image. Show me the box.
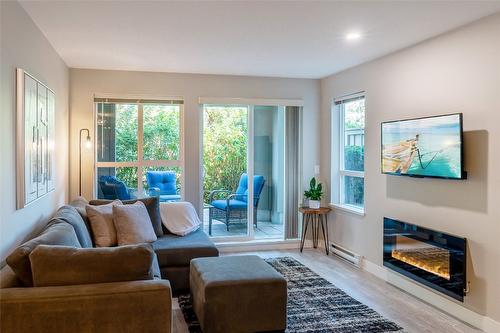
[299,214,310,252]
[300,213,329,255]
[319,214,329,255]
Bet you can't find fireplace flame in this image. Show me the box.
[392,248,450,280]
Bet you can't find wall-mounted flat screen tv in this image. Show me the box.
[381,113,466,179]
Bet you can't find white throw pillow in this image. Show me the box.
[160,202,201,236]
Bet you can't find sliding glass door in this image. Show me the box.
[202,103,299,241]
[253,106,286,239]
[202,105,249,238]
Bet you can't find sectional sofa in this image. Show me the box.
[0,196,219,333]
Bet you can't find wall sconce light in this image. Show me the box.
[79,128,91,196]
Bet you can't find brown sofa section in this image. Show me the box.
[30,244,159,287]
[86,197,219,293]
[5,221,81,286]
[1,195,219,332]
[0,200,173,333]
[0,280,172,333]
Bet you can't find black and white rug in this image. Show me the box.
[178,257,405,333]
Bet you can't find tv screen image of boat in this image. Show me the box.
[381,113,464,179]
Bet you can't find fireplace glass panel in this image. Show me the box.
[383,217,466,302]
[392,235,450,280]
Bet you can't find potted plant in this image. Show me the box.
[304,177,323,209]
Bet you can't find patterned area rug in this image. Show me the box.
[178,257,405,333]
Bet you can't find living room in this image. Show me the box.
[1,1,499,333]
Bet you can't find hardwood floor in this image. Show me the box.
[172,248,482,333]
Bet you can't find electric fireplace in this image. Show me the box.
[383,217,467,302]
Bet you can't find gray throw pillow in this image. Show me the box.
[6,222,81,286]
[86,200,121,247]
[30,244,156,287]
[89,197,164,237]
[113,201,157,245]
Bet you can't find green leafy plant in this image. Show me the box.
[304,177,323,201]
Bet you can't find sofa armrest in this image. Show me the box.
[0,280,172,333]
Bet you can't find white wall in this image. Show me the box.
[69,69,320,215]
[320,13,500,324]
[0,1,69,263]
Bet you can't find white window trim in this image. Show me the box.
[93,101,184,199]
[329,203,365,216]
[198,97,303,107]
[330,93,365,216]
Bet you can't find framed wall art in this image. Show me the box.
[16,68,56,209]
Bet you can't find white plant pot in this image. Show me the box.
[308,200,320,209]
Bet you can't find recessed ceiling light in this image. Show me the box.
[346,32,362,41]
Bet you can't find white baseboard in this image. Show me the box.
[216,239,310,253]
[363,259,500,333]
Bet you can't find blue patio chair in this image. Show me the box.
[98,176,134,200]
[208,173,265,235]
[146,171,181,202]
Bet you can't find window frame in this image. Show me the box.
[330,92,365,215]
[93,99,185,199]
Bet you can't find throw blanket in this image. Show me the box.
[159,202,201,236]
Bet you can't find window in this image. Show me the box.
[332,93,365,214]
[94,98,183,200]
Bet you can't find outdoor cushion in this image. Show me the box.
[233,173,265,204]
[98,176,131,200]
[52,205,93,248]
[146,171,177,195]
[90,196,164,237]
[6,222,81,286]
[211,199,247,211]
[113,202,157,245]
[152,229,218,267]
[30,244,158,287]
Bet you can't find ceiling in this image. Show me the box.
[20,1,500,79]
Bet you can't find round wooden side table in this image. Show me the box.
[299,206,332,255]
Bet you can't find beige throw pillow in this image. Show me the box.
[86,200,122,247]
[113,201,157,245]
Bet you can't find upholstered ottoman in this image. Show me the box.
[190,255,287,333]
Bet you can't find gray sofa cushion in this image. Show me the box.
[153,229,218,267]
[90,196,163,237]
[69,196,91,228]
[30,244,157,287]
[6,222,81,286]
[52,205,93,248]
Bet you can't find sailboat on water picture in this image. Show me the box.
[381,113,466,180]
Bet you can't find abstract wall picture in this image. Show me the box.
[16,68,56,208]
